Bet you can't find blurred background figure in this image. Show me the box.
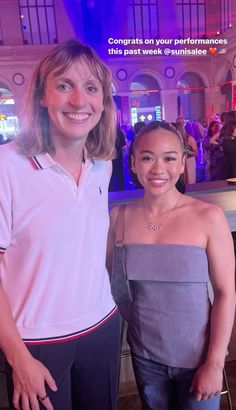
[133,121,145,136]
[176,116,198,183]
[109,126,127,191]
[125,125,135,148]
[203,120,223,181]
[221,120,236,179]
[220,111,228,127]
[225,110,236,123]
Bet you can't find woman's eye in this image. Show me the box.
[141,155,153,162]
[87,85,98,93]
[56,83,70,91]
[165,156,177,162]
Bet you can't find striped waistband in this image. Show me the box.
[24,307,118,345]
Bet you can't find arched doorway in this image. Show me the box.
[219,69,232,111]
[177,72,205,121]
[129,74,162,125]
[0,83,19,142]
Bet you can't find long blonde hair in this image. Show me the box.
[18,39,116,160]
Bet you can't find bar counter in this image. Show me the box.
[109,180,236,232]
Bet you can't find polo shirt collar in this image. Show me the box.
[30,147,95,170]
[31,153,55,169]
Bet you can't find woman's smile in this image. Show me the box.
[41,59,104,148]
[62,112,91,122]
[132,129,185,195]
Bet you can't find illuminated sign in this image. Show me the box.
[131,107,138,126]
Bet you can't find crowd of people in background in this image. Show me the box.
[107,110,236,191]
[1,110,236,191]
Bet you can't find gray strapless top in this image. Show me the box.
[115,243,211,369]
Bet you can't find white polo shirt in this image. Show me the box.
[0,142,116,343]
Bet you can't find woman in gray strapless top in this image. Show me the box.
[107,121,235,410]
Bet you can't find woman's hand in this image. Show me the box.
[12,354,57,410]
[0,283,58,409]
[190,362,223,401]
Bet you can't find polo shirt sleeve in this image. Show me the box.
[107,159,112,179]
[0,167,12,254]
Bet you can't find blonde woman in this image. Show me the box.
[0,39,120,410]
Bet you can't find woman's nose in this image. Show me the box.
[150,160,165,174]
[70,88,86,107]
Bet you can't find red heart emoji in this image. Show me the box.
[209,47,217,55]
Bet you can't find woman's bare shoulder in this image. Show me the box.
[183,195,225,220]
[111,200,142,218]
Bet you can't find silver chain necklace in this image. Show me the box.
[147,195,181,231]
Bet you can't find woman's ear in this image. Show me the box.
[180,153,186,175]
[131,154,136,173]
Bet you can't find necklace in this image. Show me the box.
[147,195,181,231]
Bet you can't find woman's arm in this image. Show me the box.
[188,135,198,157]
[0,256,57,410]
[190,206,235,400]
[209,131,221,144]
[106,206,119,277]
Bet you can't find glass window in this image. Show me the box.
[38,7,48,44]
[18,0,58,44]
[0,19,3,44]
[183,3,190,37]
[176,0,206,39]
[47,7,57,43]
[29,7,40,44]
[221,0,232,32]
[127,1,159,39]
[198,4,205,37]
[134,5,142,37]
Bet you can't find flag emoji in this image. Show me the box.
[218,48,227,54]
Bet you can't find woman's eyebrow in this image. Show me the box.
[139,150,178,154]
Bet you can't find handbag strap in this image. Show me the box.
[115,204,126,247]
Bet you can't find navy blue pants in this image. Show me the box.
[6,313,121,410]
[132,353,220,410]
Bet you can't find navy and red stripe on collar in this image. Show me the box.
[29,149,94,171]
[30,156,43,170]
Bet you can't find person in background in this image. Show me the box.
[134,121,145,136]
[126,121,146,189]
[0,134,11,145]
[220,120,236,179]
[176,117,198,183]
[191,120,205,149]
[203,121,223,181]
[225,110,236,122]
[125,125,135,148]
[107,120,235,410]
[109,126,126,191]
[220,112,227,127]
[0,39,120,410]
